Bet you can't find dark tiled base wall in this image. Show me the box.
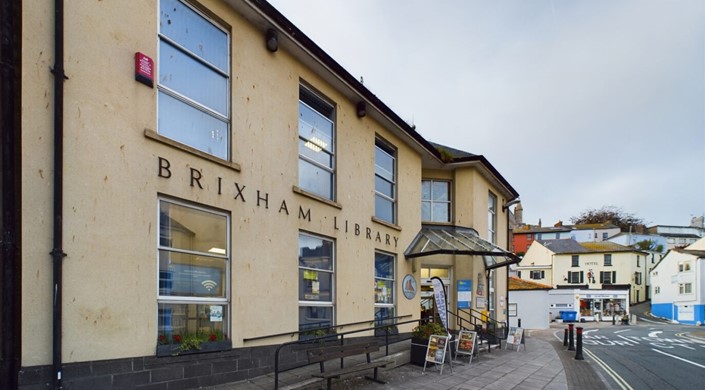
[18,344,309,390]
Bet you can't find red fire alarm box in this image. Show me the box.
[135,52,154,88]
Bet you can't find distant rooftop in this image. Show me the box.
[537,239,642,254]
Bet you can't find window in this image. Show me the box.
[571,255,579,267]
[298,232,334,332]
[634,272,642,285]
[655,286,660,294]
[678,261,692,272]
[374,139,396,224]
[527,234,533,240]
[158,199,229,342]
[530,270,545,280]
[421,180,450,222]
[374,252,395,326]
[488,192,497,244]
[567,271,583,284]
[158,0,230,159]
[637,256,640,267]
[604,254,612,266]
[600,271,616,284]
[679,283,693,294]
[602,232,608,240]
[298,86,335,200]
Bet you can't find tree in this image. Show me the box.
[634,239,664,253]
[570,206,645,232]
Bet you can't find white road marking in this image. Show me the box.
[614,329,631,334]
[648,331,663,338]
[653,349,705,368]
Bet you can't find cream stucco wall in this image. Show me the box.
[22,0,422,366]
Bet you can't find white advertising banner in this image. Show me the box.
[431,277,448,331]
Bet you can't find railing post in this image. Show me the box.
[575,327,584,360]
[568,324,575,351]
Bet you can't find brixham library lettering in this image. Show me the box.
[157,156,399,248]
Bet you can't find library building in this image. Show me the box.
[2,0,520,388]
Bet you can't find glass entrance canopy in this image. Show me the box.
[404,225,521,271]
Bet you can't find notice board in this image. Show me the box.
[505,327,524,351]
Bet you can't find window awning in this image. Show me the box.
[404,225,521,271]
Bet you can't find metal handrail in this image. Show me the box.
[273,317,421,389]
[243,314,412,343]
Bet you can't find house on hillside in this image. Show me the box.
[512,221,620,256]
[516,239,648,321]
[647,224,705,250]
[650,237,705,325]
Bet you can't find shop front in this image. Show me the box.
[578,290,630,322]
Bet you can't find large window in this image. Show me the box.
[299,86,335,200]
[158,199,229,342]
[488,192,497,244]
[298,233,335,331]
[421,180,450,222]
[374,139,396,224]
[158,0,230,159]
[600,271,616,284]
[374,252,396,326]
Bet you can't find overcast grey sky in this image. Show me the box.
[269,0,705,227]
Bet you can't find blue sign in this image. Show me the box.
[457,279,472,309]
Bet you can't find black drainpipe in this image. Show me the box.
[51,0,67,388]
[1,0,23,388]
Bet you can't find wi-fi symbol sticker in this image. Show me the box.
[201,280,218,291]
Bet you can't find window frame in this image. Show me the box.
[488,192,497,244]
[157,0,231,160]
[421,179,451,223]
[157,197,230,341]
[679,283,693,295]
[567,271,583,284]
[600,271,616,284]
[571,255,579,267]
[298,231,335,332]
[298,85,336,201]
[374,251,396,326]
[604,254,612,266]
[529,270,545,280]
[374,138,397,224]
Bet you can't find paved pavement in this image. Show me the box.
[205,325,610,390]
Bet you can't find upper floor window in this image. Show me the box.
[571,255,579,267]
[421,180,450,222]
[374,139,396,224]
[678,261,692,272]
[602,232,608,240]
[600,271,616,284]
[679,283,693,294]
[298,86,335,200]
[637,256,640,267]
[488,192,497,244]
[567,271,583,284]
[634,272,642,285]
[530,270,545,280]
[604,254,612,266]
[158,0,230,159]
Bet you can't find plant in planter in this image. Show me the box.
[156,330,229,357]
[409,322,446,366]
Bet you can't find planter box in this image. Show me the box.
[410,337,427,366]
[156,340,232,357]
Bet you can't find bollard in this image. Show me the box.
[518,318,522,328]
[568,324,575,351]
[575,327,584,360]
[612,314,616,325]
[563,328,568,347]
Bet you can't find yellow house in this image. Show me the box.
[4,0,519,388]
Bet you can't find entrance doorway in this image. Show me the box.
[419,266,451,321]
